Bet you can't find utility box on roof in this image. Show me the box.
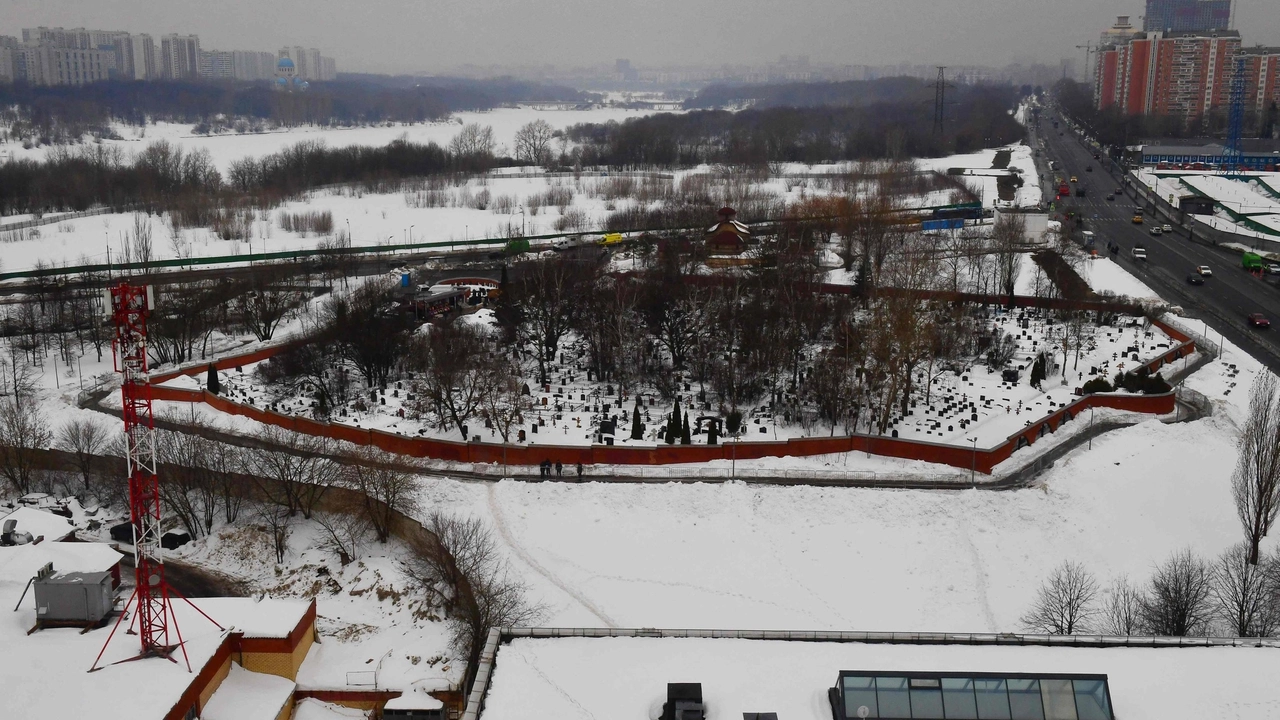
[33,571,113,622]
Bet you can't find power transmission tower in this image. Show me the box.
[933,66,947,137]
[1222,56,1247,178]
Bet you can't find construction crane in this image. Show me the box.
[1221,56,1248,178]
[1074,42,1095,84]
[90,282,219,673]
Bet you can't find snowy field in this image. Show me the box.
[915,142,1041,209]
[0,128,1044,275]
[1078,255,1162,301]
[0,106,676,174]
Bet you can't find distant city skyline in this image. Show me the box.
[4,0,1278,77]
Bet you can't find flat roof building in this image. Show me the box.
[468,628,1280,720]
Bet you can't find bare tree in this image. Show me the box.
[1020,560,1100,634]
[515,255,583,385]
[1100,575,1146,635]
[1232,374,1280,565]
[411,323,494,440]
[257,502,293,564]
[342,447,418,544]
[448,123,496,161]
[315,510,371,565]
[992,213,1026,306]
[1141,548,1214,636]
[0,396,53,495]
[155,427,219,539]
[513,119,555,166]
[1211,542,1280,637]
[249,426,339,519]
[131,212,154,266]
[236,266,303,342]
[404,512,545,691]
[56,417,110,495]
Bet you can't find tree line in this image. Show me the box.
[563,86,1026,166]
[1054,78,1279,148]
[0,77,593,146]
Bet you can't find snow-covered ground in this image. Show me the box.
[0,133,1046,275]
[0,107,676,175]
[1078,256,1162,301]
[405,394,1251,632]
[916,142,1042,209]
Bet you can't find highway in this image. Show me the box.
[1036,109,1280,374]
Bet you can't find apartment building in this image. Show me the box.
[160,34,200,80]
[1094,29,1276,121]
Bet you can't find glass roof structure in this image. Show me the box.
[836,672,1113,720]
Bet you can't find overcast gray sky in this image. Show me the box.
[4,0,1279,75]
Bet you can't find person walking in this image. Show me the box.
[555,461,563,479]
[576,462,584,481]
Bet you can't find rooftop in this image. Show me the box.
[0,574,311,720]
[1,506,77,542]
[201,662,295,720]
[0,541,122,582]
[474,631,1280,720]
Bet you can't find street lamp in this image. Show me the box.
[516,206,526,236]
[969,436,978,487]
[410,225,415,244]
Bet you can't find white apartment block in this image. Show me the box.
[160,34,200,80]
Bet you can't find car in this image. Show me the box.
[1132,246,1147,261]
[1106,194,1115,201]
[1149,227,1163,236]
[1093,153,1101,160]
[1196,265,1212,277]
[1248,313,1271,329]
[1085,166,1093,172]
[1187,274,1205,285]
[1132,215,1144,224]
[1267,263,1280,275]
[1070,175,1079,183]
[1162,224,1173,233]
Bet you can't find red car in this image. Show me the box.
[1248,313,1271,329]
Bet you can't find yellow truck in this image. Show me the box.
[597,233,625,247]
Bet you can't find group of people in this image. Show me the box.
[538,459,584,480]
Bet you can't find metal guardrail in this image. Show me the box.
[496,626,1280,648]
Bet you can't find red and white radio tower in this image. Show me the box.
[91,282,220,672]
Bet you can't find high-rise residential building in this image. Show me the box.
[1142,0,1232,32]
[198,50,234,79]
[231,50,276,80]
[16,44,112,85]
[160,34,200,79]
[320,56,337,80]
[129,34,156,79]
[1093,29,1271,121]
[1239,47,1280,118]
[0,36,18,83]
